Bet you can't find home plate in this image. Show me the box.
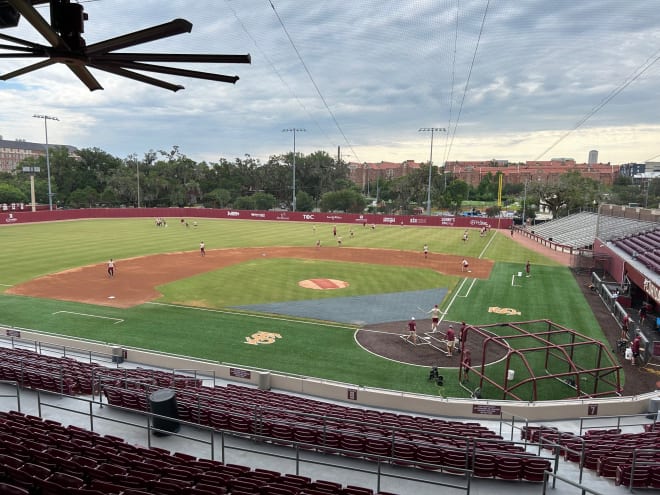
[108,296,116,299]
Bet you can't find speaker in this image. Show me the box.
[436,375,444,386]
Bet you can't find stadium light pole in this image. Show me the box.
[522,179,528,227]
[283,128,305,211]
[33,114,59,211]
[136,160,141,208]
[419,127,446,216]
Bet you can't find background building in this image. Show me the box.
[0,136,77,172]
[348,160,423,191]
[444,158,618,187]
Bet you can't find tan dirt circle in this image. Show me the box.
[7,246,493,309]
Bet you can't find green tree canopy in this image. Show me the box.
[320,189,367,213]
[0,183,27,204]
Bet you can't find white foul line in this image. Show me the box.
[458,277,478,297]
[53,311,124,324]
[478,229,498,259]
[440,229,499,320]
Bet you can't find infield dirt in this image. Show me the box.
[7,246,492,309]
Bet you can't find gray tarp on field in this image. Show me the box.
[234,288,448,326]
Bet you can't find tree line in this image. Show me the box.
[0,145,657,217]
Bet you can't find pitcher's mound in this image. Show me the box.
[298,278,349,290]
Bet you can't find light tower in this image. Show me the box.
[419,127,446,216]
[33,114,59,211]
[283,128,305,211]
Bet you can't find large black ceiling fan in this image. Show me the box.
[0,0,251,91]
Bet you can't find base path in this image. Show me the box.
[6,247,493,309]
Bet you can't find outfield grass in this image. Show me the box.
[0,217,615,399]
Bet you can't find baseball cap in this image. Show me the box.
[411,317,415,320]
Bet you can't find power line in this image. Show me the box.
[224,0,331,145]
[444,0,491,163]
[268,0,360,162]
[535,49,660,161]
[442,0,461,167]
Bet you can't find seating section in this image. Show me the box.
[0,410,394,495]
[102,381,551,480]
[0,347,201,396]
[0,346,552,483]
[526,211,657,250]
[527,212,599,249]
[522,425,660,489]
[612,229,660,275]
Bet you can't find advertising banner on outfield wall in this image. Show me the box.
[0,208,513,230]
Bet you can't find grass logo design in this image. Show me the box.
[488,306,522,316]
[245,331,282,345]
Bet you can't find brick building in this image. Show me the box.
[0,137,77,172]
[348,160,424,191]
[444,158,619,187]
[349,157,620,189]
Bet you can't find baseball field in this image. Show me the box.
[0,217,612,399]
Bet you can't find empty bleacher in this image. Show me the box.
[0,410,399,495]
[521,425,660,489]
[526,212,598,249]
[0,346,557,488]
[100,379,553,480]
[526,211,657,250]
[612,229,660,275]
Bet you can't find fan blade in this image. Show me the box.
[0,55,102,91]
[6,0,66,48]
[0,47,42,54]
[0,32,45,49]
[0,58,55,80]
[101,60,239,84]
[65,63,103,91]
[90,63,184,92]
[86,19,193,56]
[98,53,252,65]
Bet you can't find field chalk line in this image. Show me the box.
[440,229,500,321]
[457,278,478,298]
[53,311,124,324]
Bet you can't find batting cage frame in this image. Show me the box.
[458,319,622,401]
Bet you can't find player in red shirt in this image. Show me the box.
[446,325,456,357]
[631,334,642,365]
[407,317,417,344]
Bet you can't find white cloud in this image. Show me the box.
[1,0,660,165]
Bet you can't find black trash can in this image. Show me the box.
[149,388,180,436]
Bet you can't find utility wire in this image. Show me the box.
[535,49,660,161]
[444,0,491,163]
[442,0,461,168]
[268,0,360,162]
[224,0,332,148]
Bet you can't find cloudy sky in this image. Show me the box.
[2,0,660,166]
